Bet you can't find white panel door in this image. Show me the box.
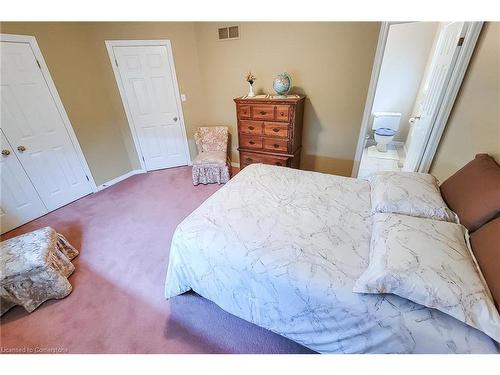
[0,41,93,211]
[113,45,188,171]
[404,22,467,171]
[0,131,48,234]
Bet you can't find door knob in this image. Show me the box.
[409,116,421,125]
[173,117,178,122]
[17,145,27,152]
[1,149,11,156]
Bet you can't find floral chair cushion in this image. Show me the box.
[194,126,228,153]
[193,151,227,166]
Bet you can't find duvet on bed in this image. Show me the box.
[165,164,498,354]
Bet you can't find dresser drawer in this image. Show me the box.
[238,105,251,119]
[276,105,290,122]
[239,120,263,135]
[239,135,263,149]
[240,151,288,168]
[263,122,288,138]
[252,105,275,120]
[263,138,288,153]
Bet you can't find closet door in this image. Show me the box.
[0,40,93,211]
[0,131,48,234]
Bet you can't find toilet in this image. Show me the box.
[372,112,401,152]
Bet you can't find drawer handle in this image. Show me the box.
[249,140,255,145]
[273,144,280,148]
[248,126,255,130]
[259,111,266,115]
[280,112,285,116]
[272,128,279,132]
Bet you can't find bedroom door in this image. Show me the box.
[107,42,190,171]
[0,40,94,212]
[403,22,467,171]
[0,131,48,233]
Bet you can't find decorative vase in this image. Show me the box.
[247,82,255,97]
[273,72,292,97]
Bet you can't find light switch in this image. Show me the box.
[181,94,187,102]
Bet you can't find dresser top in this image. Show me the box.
[234,94,305,104]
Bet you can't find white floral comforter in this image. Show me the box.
[165,164,498,353]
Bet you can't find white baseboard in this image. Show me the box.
[97,169,145,191]
[231,161,240,168]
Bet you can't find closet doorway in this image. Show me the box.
[0,34,96,234]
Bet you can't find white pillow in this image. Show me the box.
[367,171,457,222]
[354,213,500,343]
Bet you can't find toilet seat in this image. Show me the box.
[374,128,396,137]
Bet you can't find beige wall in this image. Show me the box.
[2,22,497,184]
[430,22,500,181]
[0,22,207,185]
[1,22,380,181]
[195,22,380,175]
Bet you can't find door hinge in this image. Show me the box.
[142,155,145,162]
[35,59,41,69]
[114,58,119,67]
[457,37,465,47]
[85,175,90,181]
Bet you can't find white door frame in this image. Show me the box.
[0,33,98,192]
[351,22,483,177]
[105,39,192,172]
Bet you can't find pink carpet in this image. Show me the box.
[0,167,313,354]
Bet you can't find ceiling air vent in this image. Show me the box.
[217,25,240,41]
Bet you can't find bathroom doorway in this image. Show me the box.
[352,22,483,178]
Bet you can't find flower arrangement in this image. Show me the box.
[245,72,256,85]
[245,72,257,97]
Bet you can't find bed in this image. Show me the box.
[165,163,499,353]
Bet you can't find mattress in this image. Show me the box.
[165,164,498,353]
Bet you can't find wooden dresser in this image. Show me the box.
[234,95,305,169]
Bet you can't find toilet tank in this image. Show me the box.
[372,112,402,130]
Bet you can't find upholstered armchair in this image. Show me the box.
[192,126,231,185]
